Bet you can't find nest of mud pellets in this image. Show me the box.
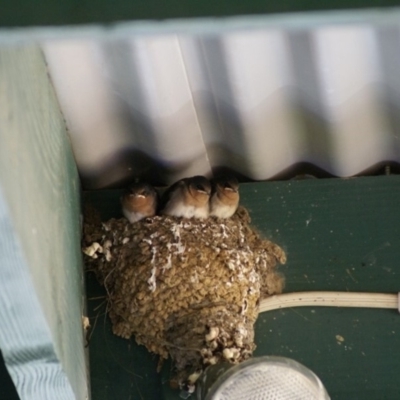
[83,205,286,390]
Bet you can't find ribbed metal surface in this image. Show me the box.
[43,24,400,189]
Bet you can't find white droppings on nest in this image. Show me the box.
[103,240,112,262]
[209,340,218,351]
[187,371,202,385]
[227,261,236,271]
[102,223,111,231]
[205,327,219,342]
[162,254,172,272]
[222,347,241,361]
[170,223,181,240]
[190,269,199,284]
[248,270,258,283]
[236,270,245,281]
[148,267,157,292]
[187,384,196,394]
[241,299,248,315]
[83,205,286,386]
[206,356,218,365]
[105,251,112,262]
[82,242,103,258]
[175,242,186,254]
[167,242,186,255]
[148,247,158,292]
[234,326,247,347]
[234,336,245,348]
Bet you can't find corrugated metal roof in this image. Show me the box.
[43,24,400,189]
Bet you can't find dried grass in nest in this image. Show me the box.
[83,206,286,388]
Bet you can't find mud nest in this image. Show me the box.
[83,206,286,388]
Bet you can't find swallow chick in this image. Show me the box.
[121,182,158,223]
[160,176,211,219]
[209,176,239,218]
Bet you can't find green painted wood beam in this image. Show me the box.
[0,46,88,400]
[0,0,400,28]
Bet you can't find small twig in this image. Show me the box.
[88,295,107,301]
[158,339,202,353]
[86,309,101,347]
[93,299,107,312]
[103,266,117,299]
[89,311,107,320]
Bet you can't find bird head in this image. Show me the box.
[121,183,156,207]
[214,176,239,198]
[187,176,211,204]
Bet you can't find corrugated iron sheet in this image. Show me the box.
[42,24,400,189]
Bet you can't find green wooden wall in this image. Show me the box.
[0,46,87,400]
[85,176,400,399]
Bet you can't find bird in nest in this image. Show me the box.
[209,175,240,218]
[121,182,158,223]
[160,176,211,219]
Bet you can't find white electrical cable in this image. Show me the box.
[259,291,400,313]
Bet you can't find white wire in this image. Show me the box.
[259,291,399,313]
